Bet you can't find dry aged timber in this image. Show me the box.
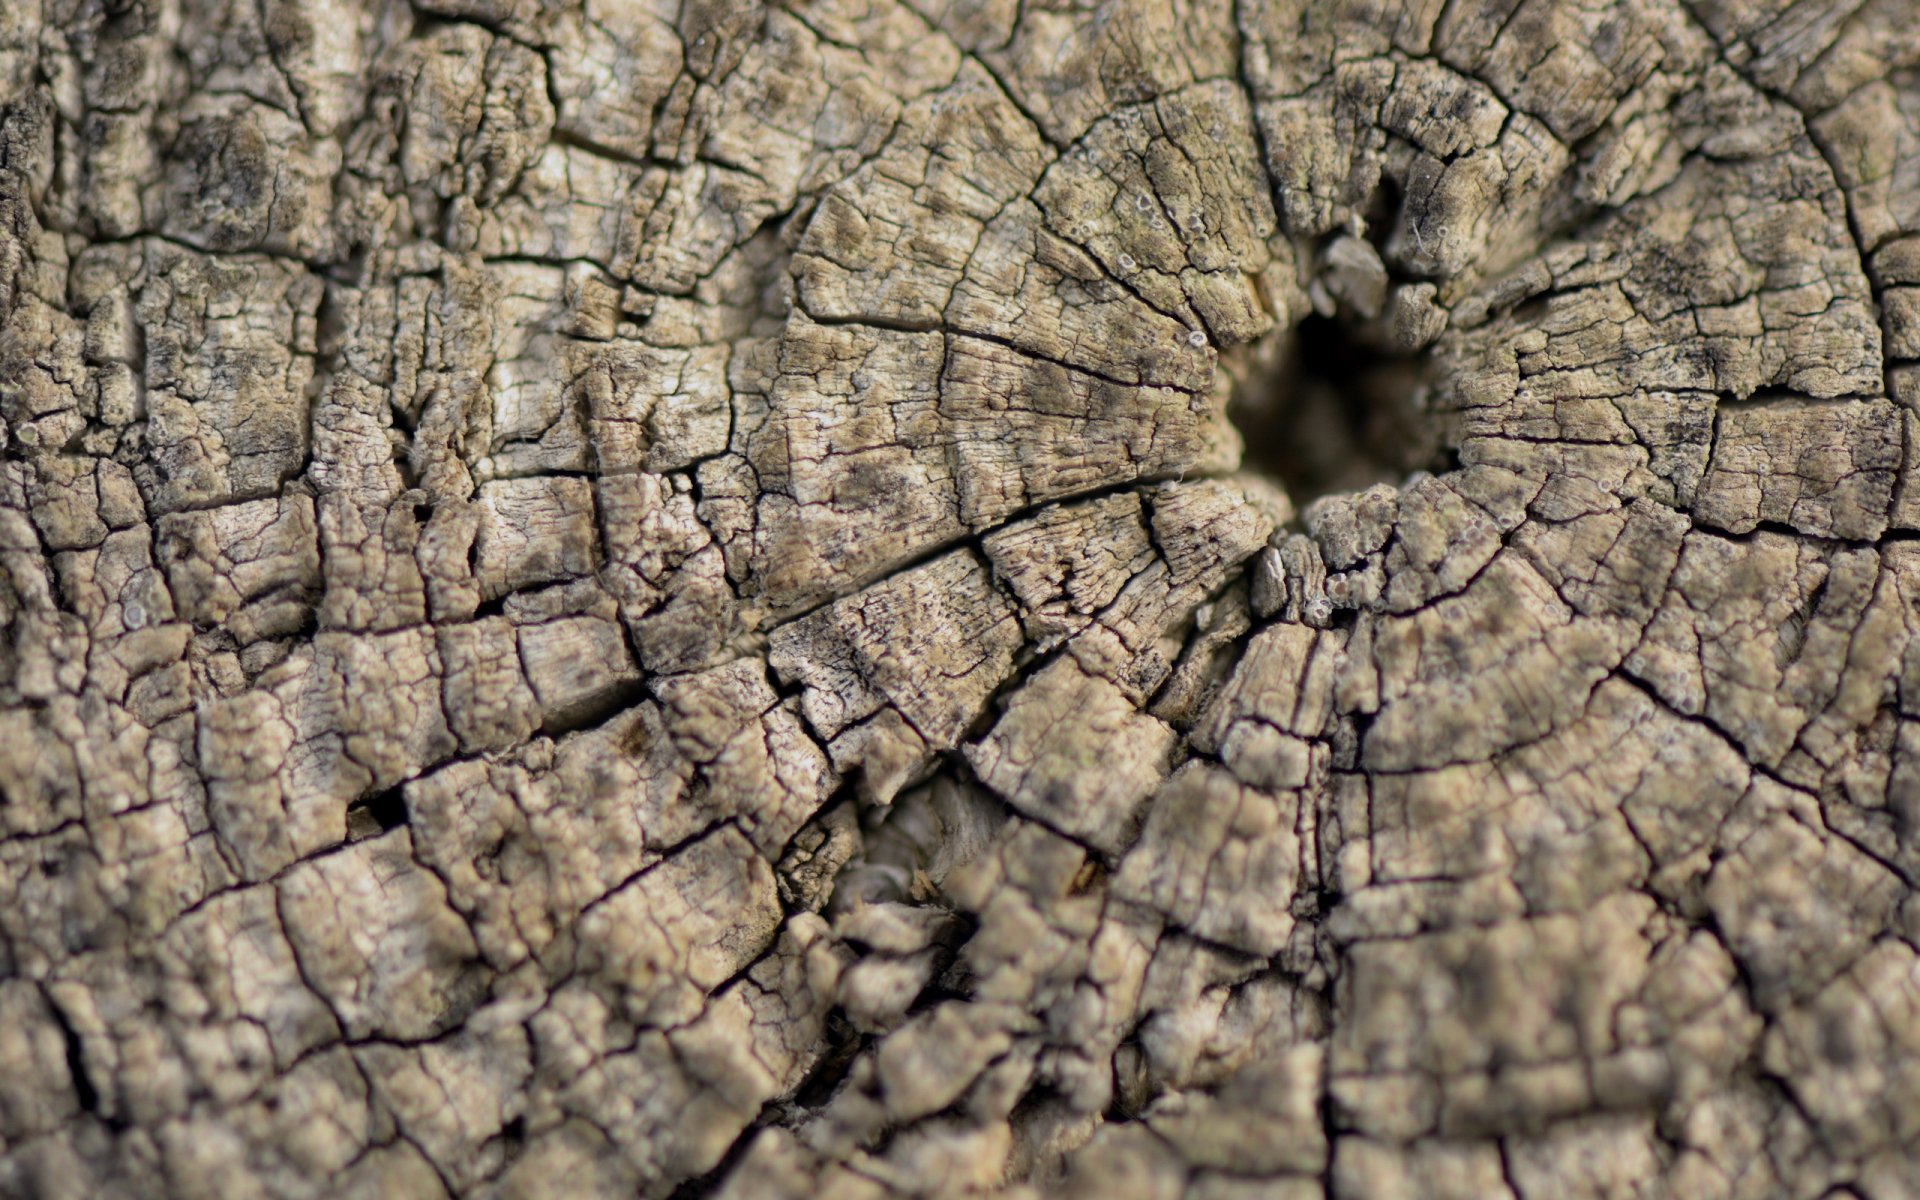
[4,0,1920,1196]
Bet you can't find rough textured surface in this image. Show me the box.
[5,0,1920,1196]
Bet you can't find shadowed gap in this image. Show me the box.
[1228,174,1451,509]
[1226,311,1450,511]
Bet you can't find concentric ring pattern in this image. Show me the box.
[2,0,1920,1196]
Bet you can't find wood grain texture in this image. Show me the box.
[3,0,1920,1195]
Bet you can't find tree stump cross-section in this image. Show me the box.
[3,0,1920,1196]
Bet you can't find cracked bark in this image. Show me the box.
[5,0,1920,1196]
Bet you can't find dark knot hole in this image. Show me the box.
[1226,307,1451,513]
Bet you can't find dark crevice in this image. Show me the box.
[345,784,409,840]
[480,1115,528,1176]
[470,590,508,623]
[1227,310,1451,513]
[1360,174,1403,255]
[43,986,115,1127]
[666,1124,764,1200]
[777,1012,868,1117]
[535,675,652,739]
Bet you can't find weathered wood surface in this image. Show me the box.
[3,0,1920,1195]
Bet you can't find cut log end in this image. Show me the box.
[2,0,1919,1196]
